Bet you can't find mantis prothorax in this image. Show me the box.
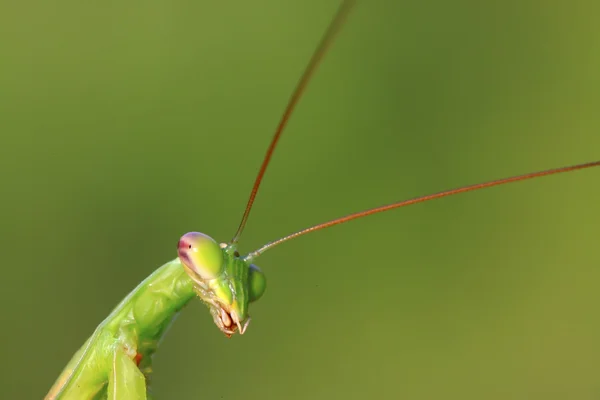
[45,1,600,399]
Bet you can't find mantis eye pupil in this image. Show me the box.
[188,244,192,249]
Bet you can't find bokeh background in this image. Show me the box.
[2,0,600,399]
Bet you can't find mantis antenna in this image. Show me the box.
[230,0,599,257]
[246,160,600,260]
[230,0,357,245]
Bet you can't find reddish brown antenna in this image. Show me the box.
[246,160,600,259]
[230,0,357,245]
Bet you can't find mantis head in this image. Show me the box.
[177,231,266,337]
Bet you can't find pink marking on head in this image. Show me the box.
[177,235,192,262]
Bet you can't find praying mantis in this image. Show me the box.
[44,1,600,399]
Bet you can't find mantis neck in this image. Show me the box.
[104,258,196,362]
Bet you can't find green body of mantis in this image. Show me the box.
[45,1,600,399]
[45,259,192,400]
[45,242,266,400]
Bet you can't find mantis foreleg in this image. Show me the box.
[107,347,147,400]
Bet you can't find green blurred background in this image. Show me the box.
[1,0,600,398]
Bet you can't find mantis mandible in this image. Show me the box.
[45,1,600,399]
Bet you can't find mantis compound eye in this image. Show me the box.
[248,264,266,302]
[178,232,224,281]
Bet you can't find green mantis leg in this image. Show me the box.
[107,347,147,400]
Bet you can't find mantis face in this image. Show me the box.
[178,232,266,337]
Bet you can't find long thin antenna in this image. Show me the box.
[230,0,357,245]
[246,160,600,259]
